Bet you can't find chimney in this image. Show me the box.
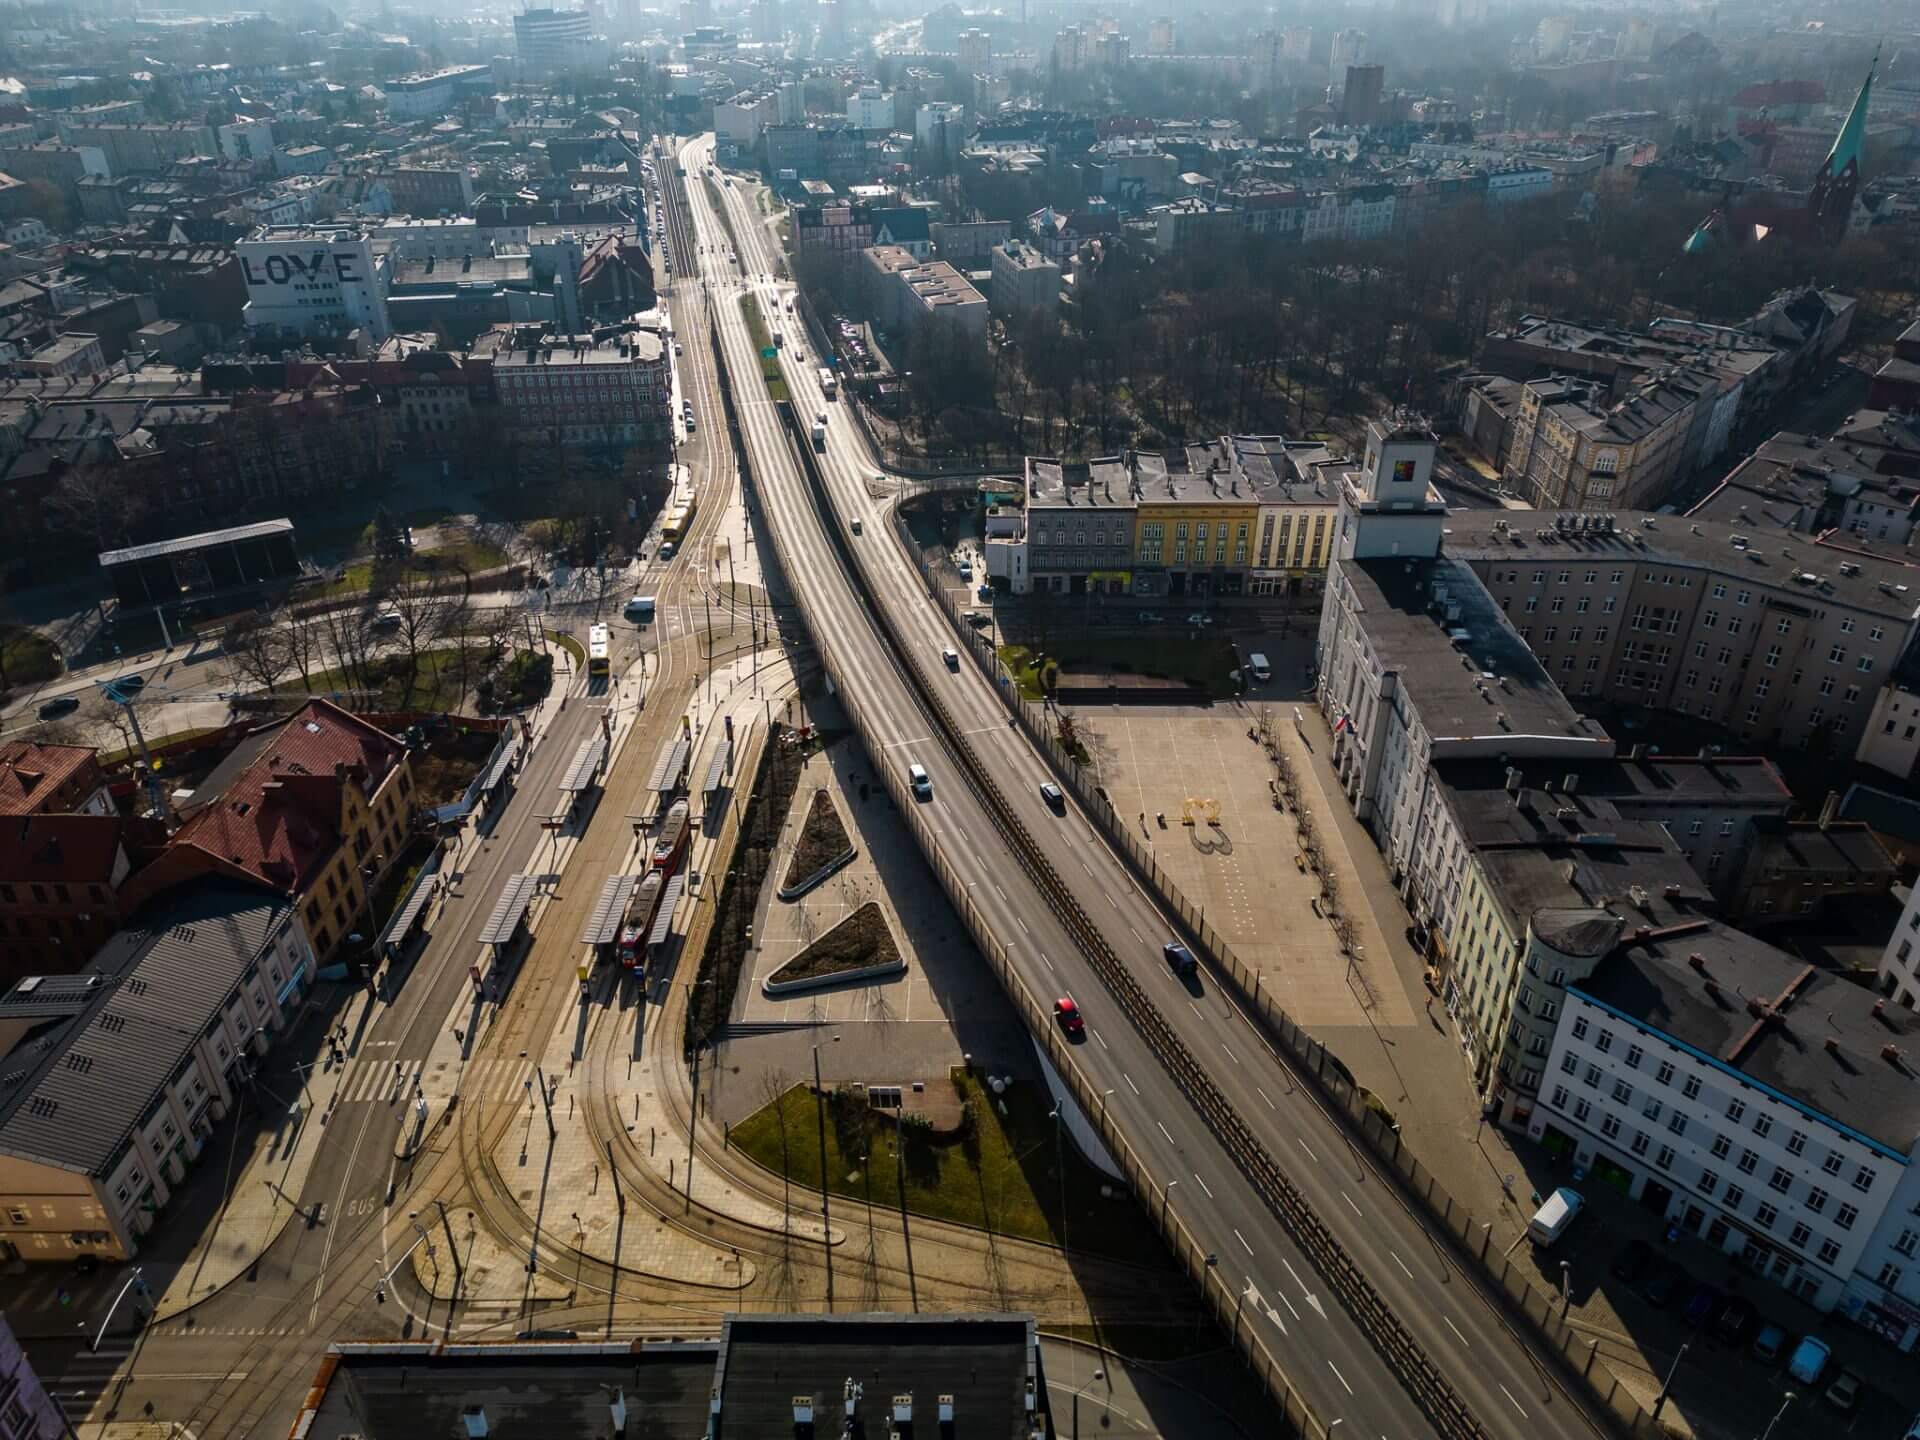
[1505,766,1522,796]
[1818,790,1840,831]
[462,1408,489,1439]
[1884,1043,1904,1068]
[1825,1035,1840,1054]
[1687,952,1706,972]
[1563,773,1578,795]
[892,1395,914,1424]
[1629,743,1646,762]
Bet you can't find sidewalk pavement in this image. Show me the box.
[1262,702,1537,1252]
[149,650,598,1323]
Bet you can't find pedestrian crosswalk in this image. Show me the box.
[49,1337,135,1407]
[325,1053,539,1110]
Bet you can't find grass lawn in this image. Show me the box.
[318,538,511,599]
[1000,633,1236,699]
[738,295,792,404]
[546,630,586,668]
[272,647,483,712]
[1,626,60,690]
[730,1070,1158,1260]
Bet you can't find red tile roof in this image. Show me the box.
[164,700,405,895]
[0,741,100,816]
[0,813,139,885]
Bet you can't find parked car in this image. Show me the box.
[1638,1260,1684,1308]
[1823,1368,1862,1412]
[1751,1323,1789,1365]
[1787,1336,1831,1386]
[37,695,79,720]
[1714,1296,1758,1347]
[1609,1239,1652,1285]
[1053,996,1085,1036]
[1526,1188,1584,1248]
[1683,1282,1723,1329]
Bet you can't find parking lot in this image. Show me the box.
[1515,1177,1919,1439]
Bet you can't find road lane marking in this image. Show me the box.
[1344,1192,1363,1219]
[1039,953,1054,972]
[1444,1316,1469,1346]
[1188,1001,1201,1018]
[1106,892,1119,908]
[1391,1250,1413,1279]
[1233,1228,1253,1255]
[1298,1138,1319,1163]
[1156,1121,1175,1145]
[1017,916,1029,934]
[1222,1043,1240,1065]
[1124,1074,1139,1095]
[1128,926,1142,942]
[1498,1384,1528,1419]
[995,884,1007,901]
[1328,1362,1353,1395]
[1093,1029,1108,1050]
[1193,1173,1214,1199]
[1256,1085,1276,1109]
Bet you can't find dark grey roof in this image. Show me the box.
[714,1314,1042,1440]
[0,881,295,1176]
[1574,921,1920,1158]
[1841,783,1920,847]
[1342,556,1600,745]
[307,1342,717,1440]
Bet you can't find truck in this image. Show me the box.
[810,420,826,448]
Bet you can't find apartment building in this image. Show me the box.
[1445,509,1920,762]
[1875,884,1920,1009]
[121,700,413,961]
[793,199,875,258]
[1501,371,1703,511]
[976,240,1054,319]
[1442,778,1710,1121]
[857,246,986,348]
[1690,421,1920,549]
[0,814,162,988]
[384,64,493,123]
[1533,922,1920,1327]
[0,881,315,1263]
[1315,416,1615,848]
[0,742,113,820]
[486,325,671,445]
[1859,629,1920,784]
[223,382,386,503]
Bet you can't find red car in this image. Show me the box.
[1053,996,1085,1036]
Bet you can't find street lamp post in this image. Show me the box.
[1560,1259,1571,1317]
[1759,1391,1796,1440]
[1652,1340,1689,1420]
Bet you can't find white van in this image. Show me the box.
[908,763,932,800]
[1527,1187,1584,1247]
[1249,652,1272,684]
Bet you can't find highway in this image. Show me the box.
[683,134,1606,1440]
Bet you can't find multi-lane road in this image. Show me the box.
[682,135,1606,1440]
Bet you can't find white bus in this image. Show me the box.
[587,624,611,680]
[819,368,837,399]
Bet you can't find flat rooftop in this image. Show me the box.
[1575,921,1920,1159]
[1344,555,1599,746]
[1441,508,1920,623]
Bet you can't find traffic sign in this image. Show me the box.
[760,347,777,359]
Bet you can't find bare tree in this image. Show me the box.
[316,604,378,696]
[283,611,328,693]
[220,612,296,697]
[385,572,463,705]
[43,463,148,553]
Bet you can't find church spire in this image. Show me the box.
[1807,48,1877,242]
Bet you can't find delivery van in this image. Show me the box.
[1527,1187,1584,1247]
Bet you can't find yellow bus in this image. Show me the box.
[588,624,611,680]
[662,495,697,544]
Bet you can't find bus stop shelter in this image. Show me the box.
[699,737,732,827]
[646,873,687,962]
[647,735,690,798]
[559,734,608,815]
[581,873,639,951]
[476,872,539,996]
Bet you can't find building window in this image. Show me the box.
[1895,1229,1918,1259]
[1737,1148,1759,1175]
[1595,1029,1614,1054]
[1550,1085,1570,1110]
[1807,1186,1829,1214]
[1755,1202,1778,1230]
[1681,1075,1701,1099]
[1818,1239,1842,1265]
[1625,1044,1643,1070]
[1699,1170,1719,1196]
[1584,1064,1601,1088]
[1854,1165,1878,1194]
[1600,1113,1622,1139]
[1768,1166,1792,1195]
[1630,1129,1650,1156]
[1752,1112,1772,1139]
[1711,1134,1732,1159]
[1726,1099,1746,1123]
[1667,1113,1687,1137]
[1837,1203,1859,1231]
[1786,1130,1806,1156]
[1656,1145,1675,1171]
[1612,1080,1633,1104]
[1725,1184,1745,1211]
[1571,1016,1589,1040]
[1788,1222,1811,1250]
[1655,1061,1675,1085]
[1879,1264,1904,1290]
[1574,1098,1592,1122]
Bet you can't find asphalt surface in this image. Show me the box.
[686,134,1609,1440]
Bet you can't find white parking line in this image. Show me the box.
[1443,1316,1469,1346]
[1128,926,1142,942]
[1256,1085,1276,1109]
[1017,916,1029,934]
[1157,1120,1175,1145]
[1093,1029,1109,1051]
[1222,1043,1240,1065]
[1039,953,1054,972]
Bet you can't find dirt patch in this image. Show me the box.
[767,902,900,985]
[409,726,505,808]
[781,788,853,894]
